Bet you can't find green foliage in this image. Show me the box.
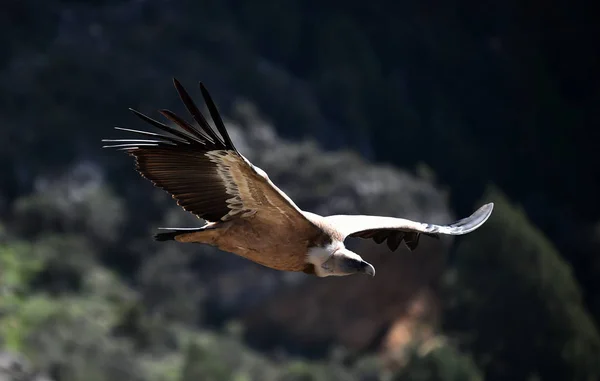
[21,297,145,381]
[443,187,600,381]
[0,240,45,351]
[0,234,143,380]
[137,245,206,326]
[0,240,42,291]
[392,340,484,381]
[1,295,57,353]
[175,330,285,381]
[11,168,126,244]
[180,340,232,381]
[278,360,354,381]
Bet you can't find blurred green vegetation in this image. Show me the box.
[1,0,598,380]
[442,188,600,381]
[392,341,484,381]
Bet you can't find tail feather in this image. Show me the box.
[153,227,205,241]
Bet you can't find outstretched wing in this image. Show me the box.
[324,203,494,252]
[103,78,315,228]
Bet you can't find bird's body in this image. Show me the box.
[103,78,494,277]
[167,214,331,274]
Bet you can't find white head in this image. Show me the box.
[306,243,375,278]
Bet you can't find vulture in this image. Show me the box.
[103,78,494,277]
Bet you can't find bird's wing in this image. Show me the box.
[323,203,493,251]
[103,78,316,228]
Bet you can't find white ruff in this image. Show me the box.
[306,241,342,277]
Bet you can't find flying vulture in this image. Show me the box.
[103,78,494,277]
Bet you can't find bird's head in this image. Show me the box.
[308,245,375,277]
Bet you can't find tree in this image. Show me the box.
[442,187,600,381]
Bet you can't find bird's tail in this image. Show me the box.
[153,227,206,241]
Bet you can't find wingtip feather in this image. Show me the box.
[446,201,494,235]
[197,81,237,151]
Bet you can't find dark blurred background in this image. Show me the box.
[1,0,599,380]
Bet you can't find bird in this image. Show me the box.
[103,78,494,278]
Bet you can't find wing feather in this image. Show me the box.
[103,78,316,229]
[324,203,494,252]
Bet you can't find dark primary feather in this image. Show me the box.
[102,78,241,222]
[199,82,237,150]
[173,79,221,145]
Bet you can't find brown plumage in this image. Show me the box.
[103,78,494,277]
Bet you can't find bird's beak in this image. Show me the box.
[361,261,376,277]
